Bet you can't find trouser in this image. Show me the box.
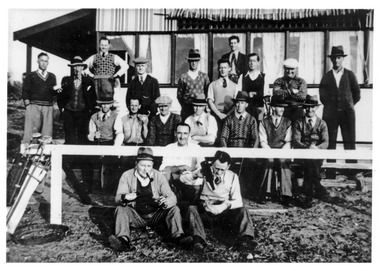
[170,177,202,210]
[114,205,184,241]
[302,159,325,197]
[184,205,255,243]
[22,104,53,143]
[260,159,292,197]
[94,76,116,99]
[323,109,356,151]
[63,109,91,145]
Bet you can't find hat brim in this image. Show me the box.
[269,103,288,107]
[68,63,88,69]
[186,57,201,61]
[328,54,347,57]
[97,100,115,104]
[192,102,207,106]
[303,103,321,107]
[232,99,248,103]
[136,154,154,161]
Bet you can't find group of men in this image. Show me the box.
[20,35,361,252]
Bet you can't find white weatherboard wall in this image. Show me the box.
[114,87,372,143]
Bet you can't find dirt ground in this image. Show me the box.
[6,100,372,263]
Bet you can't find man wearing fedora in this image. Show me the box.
[58,56,97,145]
[126,57,160,119]
[319,45,360,164]
[87,97,123,192]
[221,35,248,84]
[185,93,218,147]
[109,147,193,252]
[258,95,293,206]
[273,58,308,122]
[220,91,259,148]
[177,49,210,121]
[84,37,129,100]
[146,96,182,147]
[292,95,329,205]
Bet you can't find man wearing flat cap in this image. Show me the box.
[109,147,193,252]
[146,95,182,146]
[319,45,360,165]
[273,58,308,122]
[126,57,160,119]
[177,49,210,121]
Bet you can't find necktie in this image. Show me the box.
[231,53,236,66]
[223,78,227,88]
[308,119,313,129]
[239,115,243,121]
[274,118,278,127]
[102,52,105,57]
[196,118,202,126]
[102,114,107,121]
[139,76,144,84]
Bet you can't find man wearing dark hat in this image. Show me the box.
[126,57,160,119]
[177,49,210,121]
[84,37,129,100]
[185,93,218,146]
[109,147,193,252]
[319,45,360,164]
[87,96,123,191]
[258,95,293,206]
[220,91,259,148]
[292,95,329,205]
[146,96,182,146]
[273,58,308,122]
[221,35,248,83]
[58,56,97,145]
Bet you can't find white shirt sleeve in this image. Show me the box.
[207,83,215,102]
[87,117,97,141]
[113,115,124,146]
[83,55,95,77]
[114,55,129,77]
[207,115,218,138]
[259,121,269,148]
[236,74,243,92]
[228,173,243,209]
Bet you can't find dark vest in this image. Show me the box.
[135,181,157,215]
[242,73,265,106]
[262,116,291,148]
[91,111,118,142]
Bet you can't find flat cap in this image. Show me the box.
[155,95,172,105]
[133,57,149,64]
[283,58,299,69]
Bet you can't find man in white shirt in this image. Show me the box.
[84,37,129,100]
[185,93,217,146]
[160,123,204,205]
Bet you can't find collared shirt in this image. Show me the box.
[236,70,261,91]
[159,113,171,124]
[207,77,238,112]
[305,115,317,128]
[200,169,243,209]
[187,69,199,80]
[134,170,151,187]
[73,75,82,89]
[234,111,248,120]
[229,51,239,74]
[259,116,292,147]
[37,69,48,79]
[114,113,147,146]
[88,111,122,141]
[332,67,344,88]
[185,112,218,139]
[84,52,129,77]
[137,73,148,83]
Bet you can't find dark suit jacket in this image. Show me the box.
[222,51,248,76]
[126,74,160,117]
[319,68,360,114]
[57,75,96,112]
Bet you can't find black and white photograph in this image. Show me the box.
[4,1,377,266]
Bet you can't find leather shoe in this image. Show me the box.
[109,235,130,252]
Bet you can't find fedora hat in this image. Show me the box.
[96,96,115,104]
[192,93,207,105]
[68,56,87,69]
[155,95,172,105]
[303,95,321,107]
[136,147,154,161]
[186,49,201,61]
[328,46,347,57]
[133,57,149,64]
[269,95,288,107]
[232,91,249,102]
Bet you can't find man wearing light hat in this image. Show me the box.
[146,95,182,146]
[319,45,360,165]
[109,147,193,252]
[126,57,160,119]
[177,49,210,120]
[58,56,97,145]
[273,58,308,122]
[185,93,218,146]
